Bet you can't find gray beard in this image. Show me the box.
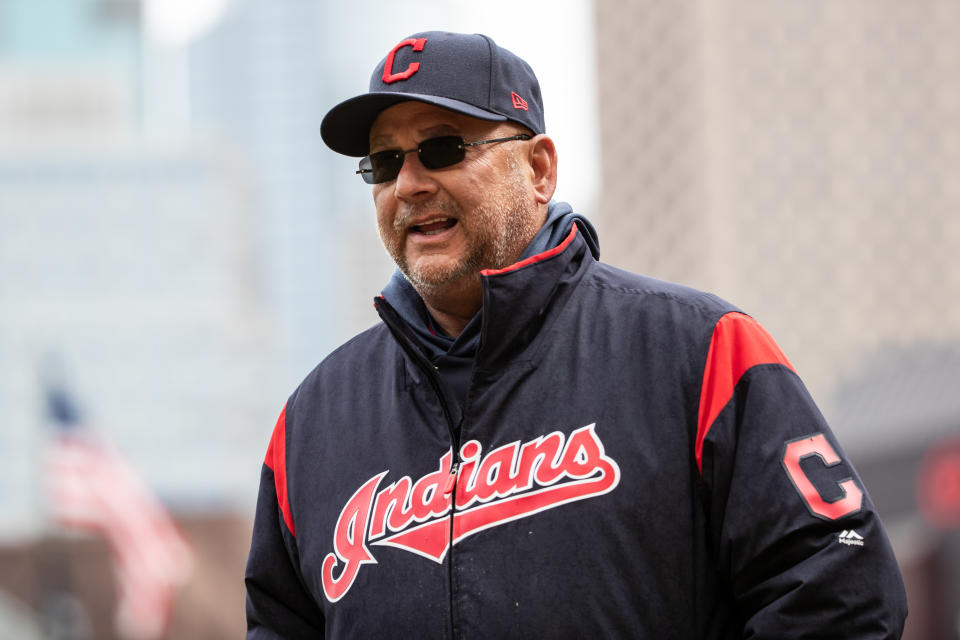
[389,158,539,298]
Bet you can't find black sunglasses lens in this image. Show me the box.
[358,157,374,184]
[418,136,465,169]
[359,136,467,184]
[364,150,404,184]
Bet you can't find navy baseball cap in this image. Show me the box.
[321,31,545,157]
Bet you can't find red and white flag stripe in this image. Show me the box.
[45,433,192,640]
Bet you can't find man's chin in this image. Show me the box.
[403,257,477,292]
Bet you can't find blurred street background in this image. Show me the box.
[0,0,958,637]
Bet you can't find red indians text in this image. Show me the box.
[321,423,620,602]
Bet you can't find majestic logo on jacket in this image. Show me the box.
[321,423,620,602]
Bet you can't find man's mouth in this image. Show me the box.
[410,218,458,236]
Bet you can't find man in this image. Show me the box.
[245,31,907,639]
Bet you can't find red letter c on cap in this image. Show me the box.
[382,38,427,84]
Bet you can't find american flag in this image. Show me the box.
[44,385,193,640]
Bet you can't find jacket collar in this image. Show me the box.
[475,223,593,369]
[376,220,595,371]
[378,201,598,364]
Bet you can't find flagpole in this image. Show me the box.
[36,354,95,639]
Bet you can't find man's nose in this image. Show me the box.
[394,151,437,200]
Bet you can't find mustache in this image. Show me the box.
[394,199,462,232]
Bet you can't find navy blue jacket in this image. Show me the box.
[245,225,907,638]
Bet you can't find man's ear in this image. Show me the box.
[528,134,558,205]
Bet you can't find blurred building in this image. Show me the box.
[0,512,251,638]
[594,1,960,637]
[0,0,279,636]
[0,0,283,509]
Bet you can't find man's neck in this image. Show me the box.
[419,278,482,338]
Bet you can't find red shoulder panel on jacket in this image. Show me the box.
[264,404,295,536]
[696,312,794,473]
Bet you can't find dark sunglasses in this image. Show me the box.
[356,134,532,184]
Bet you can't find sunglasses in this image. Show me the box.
[356,134,532,184]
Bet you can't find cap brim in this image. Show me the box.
[320,92,508,157]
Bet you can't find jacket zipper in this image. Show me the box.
[443,462,461,496]
[443,459,461,636]
[423,371,461,640]
[418,368,460,640]
[375,299,463,640]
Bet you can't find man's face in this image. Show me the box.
[369,101,542,298]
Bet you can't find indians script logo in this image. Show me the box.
[321,423,620,602]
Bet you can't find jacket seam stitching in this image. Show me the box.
[578,281,731,315]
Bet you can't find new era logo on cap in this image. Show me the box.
[320,31,546,157]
